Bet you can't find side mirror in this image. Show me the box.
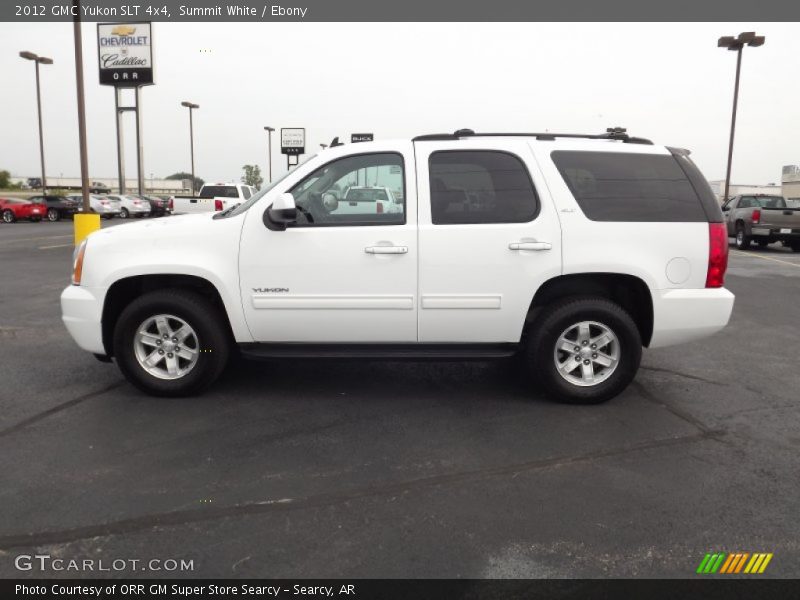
[265,193,297,231]
[322,192,339,213]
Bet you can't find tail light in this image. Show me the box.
[168,198,174,210]
[751,209,761,224]
[376,202,383,214]
[706,223,729,288]
[214,199,223,211]
[101,201,109,205]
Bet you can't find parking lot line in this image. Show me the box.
[0,234,73,245]
[38,243,73,250]
[731,250,800,268]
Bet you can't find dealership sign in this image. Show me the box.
[281,128,306,155]
[97,22,154,86]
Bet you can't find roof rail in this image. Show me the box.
[412,127,653,145]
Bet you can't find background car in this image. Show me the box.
[27,195,82,222]
[0,197,46,223]
[106,194,151,219]
[66,194,121,219]
[135,194,171,217]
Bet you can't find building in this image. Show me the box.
[782,165,800,202]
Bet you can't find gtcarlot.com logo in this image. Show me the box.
[14,553,194,572]
[696,551,773,574]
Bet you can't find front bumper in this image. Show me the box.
[61,284,106,355]
[649,287,735,348]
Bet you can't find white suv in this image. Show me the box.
[61,128,734,403]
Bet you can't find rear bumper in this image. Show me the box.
[649,288,735,348]
[61,285,106,355]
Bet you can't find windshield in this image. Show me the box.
[217,163,312,219]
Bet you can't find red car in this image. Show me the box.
[0,198,46,223]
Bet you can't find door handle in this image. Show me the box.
[509,241,552,251]
[365,246,408,254]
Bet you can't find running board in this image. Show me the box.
[238,343,520,360]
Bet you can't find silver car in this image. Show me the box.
[67,194,121,219]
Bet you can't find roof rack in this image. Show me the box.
[412,127,653,145]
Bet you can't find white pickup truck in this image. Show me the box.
[62,128,734,403]
[169,183,257,214]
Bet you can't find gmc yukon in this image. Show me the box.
[61,128,734,403]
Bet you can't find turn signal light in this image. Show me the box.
[72,240,87,286]
[706,223,729,288]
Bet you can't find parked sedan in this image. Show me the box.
[135,195,171,217]
[106,194,151,219]
[27,195,82,222]
[66,194,121,219]
[0,197,46,223]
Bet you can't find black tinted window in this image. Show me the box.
[200,186,238,198]
[429,151,538,225]
[551,151,707,222]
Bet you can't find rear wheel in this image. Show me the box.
[2,209,15,223]
[46,208,60,222]
[113,289,231,397]
[735,224,751,249]
[119,207,129,219]
[524,297,642,404]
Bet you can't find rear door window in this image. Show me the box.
[551,151,708,222]
[429,150,539,225]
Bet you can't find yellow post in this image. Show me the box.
[73,213,101,246]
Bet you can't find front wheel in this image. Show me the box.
[47,208,60,222]
[119,208,129,219]
[2,209,15,223]
[113,290,231,397]
[524,298,642,404]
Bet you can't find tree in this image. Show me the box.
[166,172,204,193]
[0,170,11,189]
[241,164,263,189]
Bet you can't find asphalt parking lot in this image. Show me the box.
[0,219,798,578]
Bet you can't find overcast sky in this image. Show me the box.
[1,22,798,185]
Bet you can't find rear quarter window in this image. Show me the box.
[551,151,709,222]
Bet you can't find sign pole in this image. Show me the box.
[114,88,126,194]
[135,86,145,195]
[72,0,98,245]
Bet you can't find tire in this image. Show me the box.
[524,297,642,404]
[113,289,231,397]
[735,223,751,249]
[119,207,129,219]
[2,209,15,224]
[46,208,60,222]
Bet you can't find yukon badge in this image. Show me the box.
[253,287,289,293]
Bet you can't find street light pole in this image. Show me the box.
[718,31,765,204]
[19,51,53,197]
[264,126,275,183]
[181,101,199,193]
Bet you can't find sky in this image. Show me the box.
[1,22,798,185]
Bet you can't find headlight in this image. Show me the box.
[71,240,87,286]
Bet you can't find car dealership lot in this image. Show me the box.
[0,221,798,578]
